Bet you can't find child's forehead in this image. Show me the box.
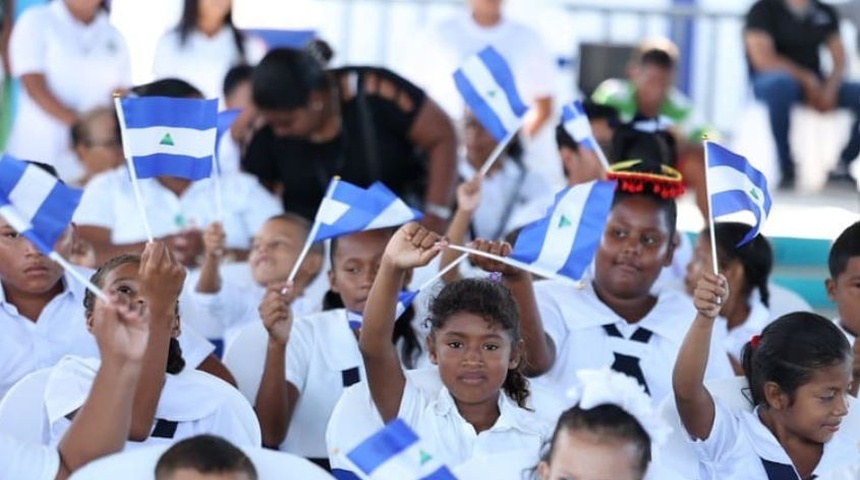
[334,230,390,257]
[103,261,140,281]
[435,312,510,335]
[839,257,860,278]
[260,218,306,238]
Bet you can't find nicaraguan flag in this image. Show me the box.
[117,96,218,180]
[346,419,458,480]
[510,180,616,281]
[453,46,528,141]
[706,142,772,246]
[347,290,419,330]
[0,154,82,254]
[312,180,423,242]
[561,100,600,152]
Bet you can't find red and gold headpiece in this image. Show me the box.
[605,159,686,200]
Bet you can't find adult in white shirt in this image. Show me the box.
[405,0,555,138]
[0,208,232,397]
[7,0,131,181]
[1,286,151,480]
[153,0,265,104]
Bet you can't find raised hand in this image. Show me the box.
[693,272,728,319]
[259,281,295,346]
[138,241,187,317]
[467,238,525,279]
[456,175,482,214]
[383,222,446,270]
[93,295,150,365]
[167,228,205,267]
[202,222,226,260]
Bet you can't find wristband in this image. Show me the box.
[424,203,453,220]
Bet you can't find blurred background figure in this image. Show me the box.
[69,106,123,187]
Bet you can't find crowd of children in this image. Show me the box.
[1,1,859,479]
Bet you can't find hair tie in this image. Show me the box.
[487,271,503,283]
[750,334,760,349]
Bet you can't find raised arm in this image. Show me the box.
[195,222,225,294]
[360,223,444,421]
[254,282,300,448]
[130,242,186,441]
[55,298,148,479]
[439,176,482,285]
[467,240,555,376]
[672,272,728,440]
[408,98,458,233]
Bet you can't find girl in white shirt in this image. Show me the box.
[253,227,423,468]
[674,273,856,480]
[46,247,253,449]
[360,223,550,474]
[153,0,264,103]
[684,222,774,371]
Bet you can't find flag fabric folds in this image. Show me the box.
[705,142,772,246]
[561,100,600,152]
[510,180,617,281]
[0,154,82,254]
[312,179,423,242]
[117,96,218,180]
[347,290,419,330]
[346,419,458,480]
[453,46,528,141]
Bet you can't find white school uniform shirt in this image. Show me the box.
[0,435,58,480]
[397,375,551,472]
[188,279,321,350]
[153,27,265,104]
[0,267,214,398]
[532,280,734,403]
[404,12,555,121]
[7,0,131,181]
[73,167,282,250]
[457,159,554,241]
[43,356,252,449]
[691,400,858,479]
[834,318,857,347]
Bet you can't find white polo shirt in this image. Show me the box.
[397,376,550,471]
[44,356,252,449]
[457,160,554,241]
[73,167,282,249]
[7,0,131,181]
[0,435,58,480]
[691,401,857,479]
[532,280,734,403]
[0,268,215,398]
[153,26,265,104]
[718,291,772,362]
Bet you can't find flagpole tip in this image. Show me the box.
[701,133,710,142]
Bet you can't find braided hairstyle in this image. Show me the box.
[427,278,530,408]
[84,254,186,374]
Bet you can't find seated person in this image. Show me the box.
[1,290,149,480]
[45,245,254,448]
[0,163,233,398]
[555,100,619,186]
[217,64,255,176]
[745,0,860,187]
[155,435,257,480]
[73,79,283,267]
[592,38,713,218]
[825,220,860,394]
[69,106,123,187]
[190,214,324,349]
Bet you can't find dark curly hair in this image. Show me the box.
[84,254,185,374]
[427,278,530,408]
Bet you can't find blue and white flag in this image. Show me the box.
[561,100,600,152]
[453,46,528,141]
[705,142,772,246]
[510,180,616,281]
[313,179,423,242]
[347,290,419,330]
[346,419,458,480]
[117,96,218,180]
[0,154,82,254]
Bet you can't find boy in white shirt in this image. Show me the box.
[825,220,860,394]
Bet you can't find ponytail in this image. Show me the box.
[166,337,186,374]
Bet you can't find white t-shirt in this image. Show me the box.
[0,435,58,480]
[7,0,131,181]
[457,159,554,241]
[73,167,282,249]
[44,356,253,449]
[691,401,857,479]
[405,12,555,121]
[719,290,772,362]
[152,26,265,103]
[0,267,214,398]
[397,376,551,471]
[532,280,734,403]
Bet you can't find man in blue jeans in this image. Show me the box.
[745,0,860,188]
